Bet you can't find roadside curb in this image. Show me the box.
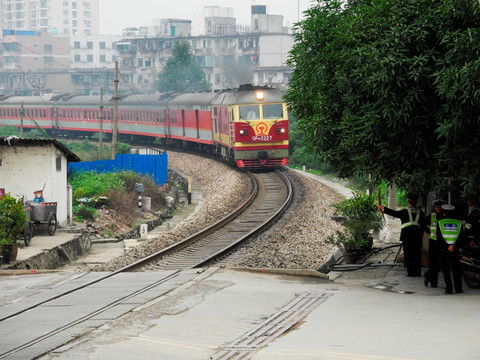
[229,267,329,279]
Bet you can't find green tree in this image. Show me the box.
[286,0,480,195]
[156,40,211,93]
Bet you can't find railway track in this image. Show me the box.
[0,169,292,359]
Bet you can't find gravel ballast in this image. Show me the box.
[92,152,367,272]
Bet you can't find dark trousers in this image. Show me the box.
[403,238,422,276]
[424,239,441,286]
[440,249,462,292]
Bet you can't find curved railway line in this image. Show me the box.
[0,170,292,359]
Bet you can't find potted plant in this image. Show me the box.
[327,192,383,262]
[0,193,26,263]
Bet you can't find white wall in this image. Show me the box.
[259,34,293,67]
[0,143,69,226]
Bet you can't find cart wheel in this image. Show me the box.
[23,222,34,246]
[48,213,57,236]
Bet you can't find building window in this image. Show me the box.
[56,156,61,172]
[99,42,106,49]
[74,54,81,62]
[87,55,93,62]
[74,41,80,49]
[100,54,106,62]
[44,57,53,66]
[87,42,93,49]
[44,44,52,53]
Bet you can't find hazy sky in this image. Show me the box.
[99,0,314,35]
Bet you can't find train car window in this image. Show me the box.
[42,109,46,118]
[239,105,259,120]
[263,104,283,119]
[84,110,88,120]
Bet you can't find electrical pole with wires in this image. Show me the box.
[111,61,119,160]
[99,87,104,160]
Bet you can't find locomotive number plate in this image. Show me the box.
[252,135,273,141]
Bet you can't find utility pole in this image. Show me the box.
[111,61,119,160]
[99,87,104,160]
[20,102,24,137]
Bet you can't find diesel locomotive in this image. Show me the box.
[0,84,289,168]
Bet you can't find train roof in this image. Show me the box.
[0,95,56,105]
[168,92,218,106]
[119,94,172,107]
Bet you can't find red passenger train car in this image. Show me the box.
[0,85,289,168]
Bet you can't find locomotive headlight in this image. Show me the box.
[275,128,286,134]
[255,91,264,101]
[239,129,248,135]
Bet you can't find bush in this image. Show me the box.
[117,172,165,209]
[69,171,125,206]
[0,194,26,249]
[327,192,383,252]
[73,205,97,221]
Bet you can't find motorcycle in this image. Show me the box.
[460,245,480,289]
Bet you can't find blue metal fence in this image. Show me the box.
[68,152,168,185]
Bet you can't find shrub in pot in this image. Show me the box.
[327,192,383,255]
[0,193,26,263]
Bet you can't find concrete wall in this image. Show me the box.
[259,34,293,67]
[0,143,69,226]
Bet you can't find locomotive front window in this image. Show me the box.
[239,105,259,120]
[263,104,283,119]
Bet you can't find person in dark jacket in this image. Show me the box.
[423,199,445,287]
[437,204,464,294]
[378,194,426,277]
[465,195,480,246]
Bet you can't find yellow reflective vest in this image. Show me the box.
[438,219,461,245]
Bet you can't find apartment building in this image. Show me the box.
[116,5,293,92]
[0,4,293,95]
[0,31,116,95]
[1,0,99,35]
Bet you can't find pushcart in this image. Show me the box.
[21,190,57,245]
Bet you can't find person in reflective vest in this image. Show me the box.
[423,199,445,287]
[378,194,426,277]
[437,204,464,294]
[465,195,480,246]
